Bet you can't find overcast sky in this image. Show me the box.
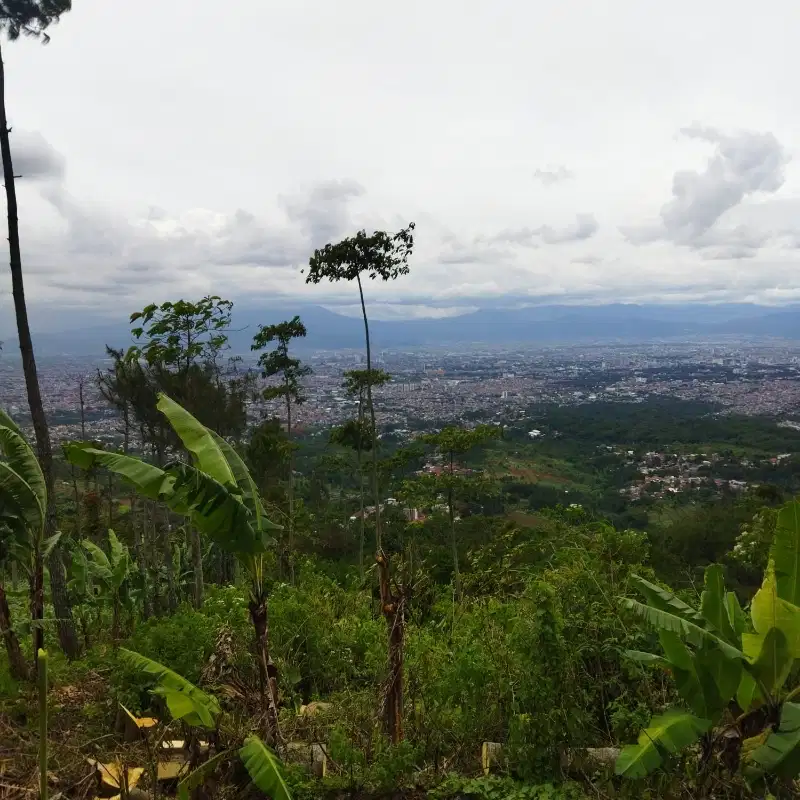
[2,0,800,334]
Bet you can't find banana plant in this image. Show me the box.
[0,406,59,677]
[64,393,284,738]
[119,648,292,800]
[617,497,800,786]
[73,529,134,643]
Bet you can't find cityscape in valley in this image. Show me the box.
[4,336,800,435]
[3,332,800,511]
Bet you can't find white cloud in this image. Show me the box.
[2,0,800,335]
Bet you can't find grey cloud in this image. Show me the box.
[22,177,368,304]
[533,166,573,186]
[536,213,598,244]
[491,214,599,246]
[12,131,65,181]
[623,124,790,256]
[279,178,365,249]
[572,254,603,265]
[442,213,599,266]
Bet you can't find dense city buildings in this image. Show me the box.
[3,339,800,447]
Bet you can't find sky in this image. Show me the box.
[2,0,800,335]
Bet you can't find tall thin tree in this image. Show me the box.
[305,222,414,743]
[251,316,311,584]
[0,0,79,659]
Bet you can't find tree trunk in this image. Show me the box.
[0,581,28,681]
[357,391,366,582]
[112,595,121,644]
[448,451,461,600]
[191,527,203,609]
[248,595,280,743]
[285,389,295,585]
[356,274,381,550]
[162,522,177,612]
[0,42,80,660]
[377,553,404,743]
[30,550,43,661]
[132,498,152,620]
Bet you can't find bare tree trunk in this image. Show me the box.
[448,450,461,600]
[355,275,404,740]
[162,522,177,612]
[191,527,203,609]
[377,554,404,743]
[285,389,295,585]
[78,376,86,439]
[248,595,280,743]
[0,581,28,681]
[356,274,381,549]
[30,550,43,661]
[357,391,366,582]
[0,41,79,660]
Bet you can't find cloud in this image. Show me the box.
[12,130,65,181]
[623,124,790,257]
[533,166,573,186]
[279,179,365,249]
[12,167,370,311]
[323,303,478,320]
[492,213,599,246]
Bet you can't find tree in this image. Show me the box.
[65,394,285,741]
[416,425,500,599]
[0,0,79,660]
[305,223,414,743]
[251,316,311,584]
[121,297,251,608]
[330,368,391,581]
[0,406,58,678]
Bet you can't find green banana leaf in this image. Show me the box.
[773,500,800,605]
[156,394,237,488]
[616,710,712,778]
[239,736,293,800]
[0,422,46,519]
[118,648,220,729]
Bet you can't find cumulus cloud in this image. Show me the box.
[533,166,573,186]
[12,130,65,181]
[278,178,365,249]
[491,213,599,246]
[14,153,369,308]
[623,124,790,257]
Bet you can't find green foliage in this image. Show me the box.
[127,296,233,369]
[429,775,588,800]
[239,735,294,800]
[177,749,232,800]
[251,315,311,406]
[618,496,800,783]
[304,224,415,285]
[118,647,221,728]
[615,711,711,778]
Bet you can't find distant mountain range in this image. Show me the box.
[6,303,800,358]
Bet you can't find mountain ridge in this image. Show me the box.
[5,303,800,357]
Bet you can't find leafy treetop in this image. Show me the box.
[127,296,233,370]
[304,223,415,285]
[251,316,311,405]
[421,425,501,457]
[0,0,71,41]
[342,368,391,397]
